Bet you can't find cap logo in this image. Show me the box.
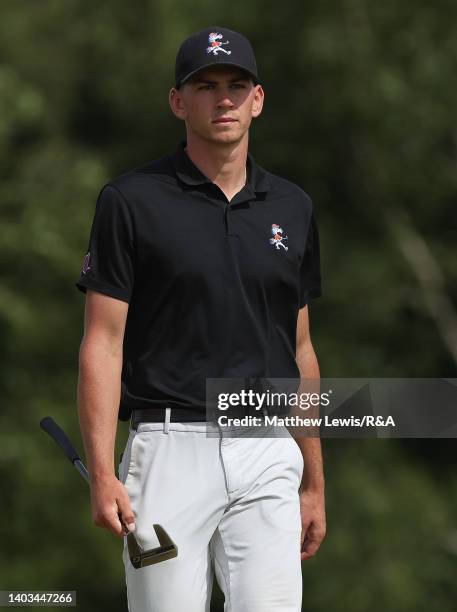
[206,32,232,56]
[269,224,289,251]
[81,251,91,274]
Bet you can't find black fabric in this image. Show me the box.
[299,210,322,308]
[175,26,259,89]
[76,140,322,421]
[76,185,135,302]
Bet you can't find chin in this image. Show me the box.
[215,135,240,144]
[209,129,244,145]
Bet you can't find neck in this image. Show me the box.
[184,133,249,194]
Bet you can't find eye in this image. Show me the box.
[197,84,213,90]
[230,83,246,89]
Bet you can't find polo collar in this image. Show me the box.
[170,140,271,195]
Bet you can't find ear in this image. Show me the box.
[251,85,264,119]
[169,87,187,120]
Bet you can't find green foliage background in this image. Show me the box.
[1,1,456,610]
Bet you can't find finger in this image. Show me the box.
[107,503,131,538]
[111,511,127,539]
[117,512,131,536]
[300,520,312,547]
[94,506,125,538]
[117,495,136,533]
[301,536,322,560]
[301,550,314,561]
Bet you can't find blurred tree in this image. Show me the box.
[0,1,455,610]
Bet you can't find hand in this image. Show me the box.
[89,473,136,538]
[299,488,326,561]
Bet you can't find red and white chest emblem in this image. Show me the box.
[269,224,288,251]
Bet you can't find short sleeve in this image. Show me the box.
[75,185,135,303]
[298,207,322,308]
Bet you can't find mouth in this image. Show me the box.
[212,118,237,124]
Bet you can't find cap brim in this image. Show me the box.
[177,62,259,88]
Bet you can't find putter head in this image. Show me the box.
[127,524,178,569]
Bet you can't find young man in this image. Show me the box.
[76,26,325,612]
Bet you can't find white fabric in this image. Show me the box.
[118,418,304,612]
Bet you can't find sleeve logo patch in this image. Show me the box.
[269,224,288,251]
[81,251,91,274]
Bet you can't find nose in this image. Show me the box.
[215,90,235,109]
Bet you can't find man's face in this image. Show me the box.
[169,65,264,145]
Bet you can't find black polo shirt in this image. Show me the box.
[76,140,322,421]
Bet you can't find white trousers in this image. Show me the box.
[118,416,304,612]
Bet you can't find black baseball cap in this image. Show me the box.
[174,26,259,89]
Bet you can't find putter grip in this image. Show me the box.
[40,416,81,464]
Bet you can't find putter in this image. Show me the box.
[39,416,178,568]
